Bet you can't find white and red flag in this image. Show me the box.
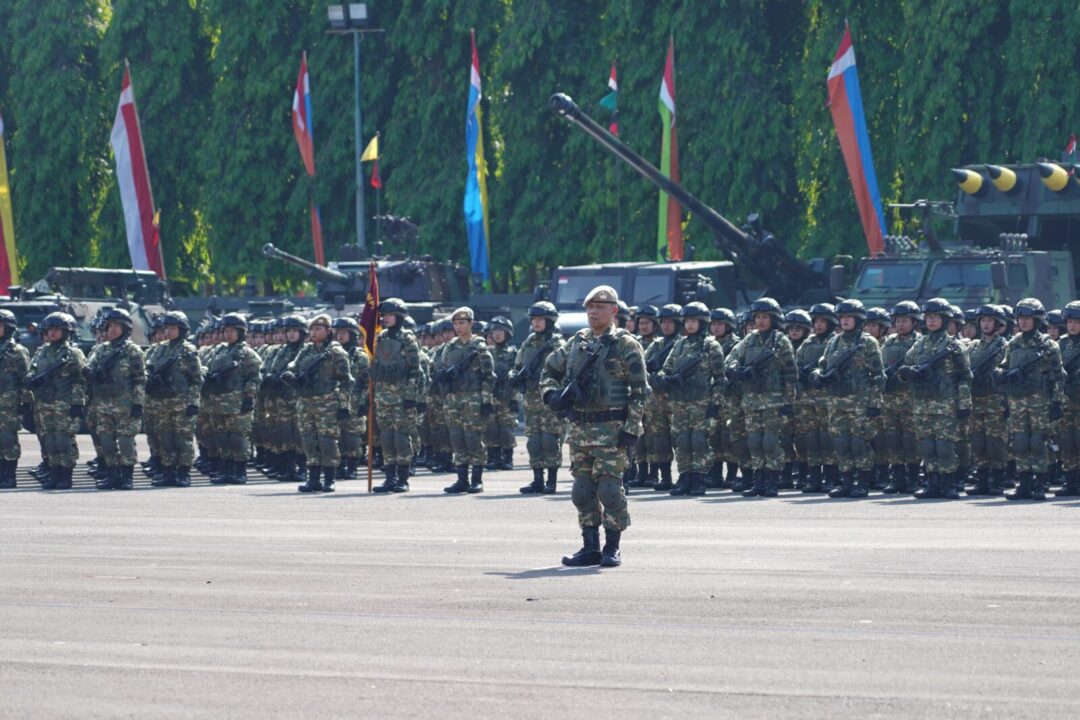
[110,62,164,278]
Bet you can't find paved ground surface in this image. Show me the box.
[3,436,1080,718]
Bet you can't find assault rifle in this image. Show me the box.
[996,347,1053,418]
[433,348,479,387]
[203,359,240,390]
[145,354,180,394]
[727,351,773,385]
[26,348,71,389]
[293,350,331,386]
[509,338,557,392]
[810,340,864,388]
[549,338,608,415]
[657,351,708,390]
[645,339,677,374]
[84,347,124,384]
[969,342,1005,388]
[899,343,960,382]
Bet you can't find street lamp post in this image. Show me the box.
[327,4,380,255]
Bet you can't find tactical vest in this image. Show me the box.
[909,332,958,401]
[796,335,829,392]
[371,330,409,383]
[565,331,628,410]
[1007,333,1054,396]
[491,344,516,399]
[823,333,872,398]
[1061,336,1080,400]
[0,341,23,394]
[30,343,79,403]
[146,342,197,399]
[442,337,485,394]
[882,333,916,393]
[519,333,559,392]
[294,342,339,397]
[88,342,134,397]
[741,331,784,395]
[666,334,713,401]
[206,345,246,393]
[968,336,1005,398]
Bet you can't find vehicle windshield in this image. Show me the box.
[631,274,672,305]
[927,260,992,292]
[854,261,926,292]
[554,274,624,309]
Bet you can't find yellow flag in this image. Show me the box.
[0,113,17,286]
[360,134,379,162]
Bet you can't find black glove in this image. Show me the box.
[1003,368,1022,385]
[727,367,747,382]
[403,398,416,410]
[20,403,35,433]
[416,402,428,413]
[81,366,94,382]
[779,404,794,418]
[280,371,297,386]
[617,431,638,452]
[991,368,1006,386]
[544,389,563,411]
[1050,402,1063,421]
[508,399,520,413]
[896,366,920,383]
[130,404,143,419]
[337,407,351,421]
[706,404,720,419]
[240,396,254,413]
[69,404,84,419]
[480,402,494,417]
[809,370,824,390]
[185,404,199,417]
[866,407,881,418]
[956,408,971,420]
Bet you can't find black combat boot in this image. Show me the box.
[724,462,739,489]
[688,471,708,496]
[903,464,921,495]
[232,460,248,485]
[742,468,765,497]
[1030,473,1048,501]
[152,464,173,487]
[986,467,1005,496]
[1005,460,1018,488]
[669,470,693,496]
[468,465,484,493]
[299,465,323,493]
[117,465,135,491]
[707,461,725,489]
[544,467,558,494]
[520,468,545,494]
[497,448,514,471]
[97,465,119,491]
[600,528,622,567]
[823,465,840,494]
[941,471,960,499]
[871,464,888,490]
[781,462,796,489]
[562,526,602,567]
[1006,473,1032,501]
[392,464,410,493]
[175,466,192,488]
[630,462,651,488]
[914,471,940,499]
[967,467,990,495]
[372,446,383,470]
[733,467,752,494]
[849,470,871,498]
[622,464,635,493]
[800,465,823,493]
[32,461,49,481]
[278,451,298,483]
[322,466,336,493]
[654,462,674,491]
[484,447,498,471]
[826,468,847,497]
[762,469,779,497]
[647,463,659,487]
[881,464,902,494]
[40,465,57,490]
[53,466,74,490]
[344,456,359,480]
[444,465,470,493]
[372,464,398,493]
[1056,468,1080,497]
[208,457,227,484]
[0,459,14,489]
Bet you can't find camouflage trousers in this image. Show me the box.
[143,403,162,460]
[1007,397,1053,473]
[708,406,732,466]
[90,402,141,466]
[36,402,80,468]
[744,406,787,471]
[879,391,917,466]
[339,400,368,460]
[524,395,565,469]
[826,396,876,473]
[793,399,832,466]
[146,396,197,467]
[568,420,630,531]
[672,399,714,473]
[296,396,340,467]
[426,395,451,453]
[444,391,487,467]
[0,402,20,461]
[970,394,1008,470]
[204,411,254,462]
[913,402,959,473]
[726,406,750,466]
[485,399,518,450]
[642,394,673,464]
[1058,398,1080,471]
[375,388,415,465]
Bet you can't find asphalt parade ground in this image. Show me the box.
[3,435,1080,719]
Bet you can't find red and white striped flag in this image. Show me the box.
[110,63,164,279]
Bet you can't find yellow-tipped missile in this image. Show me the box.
[1037,162,1070,192]
[986,164,1018,193]
[952,168,984,195]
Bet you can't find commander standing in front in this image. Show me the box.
[540,286,647,568]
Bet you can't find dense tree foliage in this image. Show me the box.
[0,1,1077,293]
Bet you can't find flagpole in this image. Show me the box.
[124,59,166,280]
[367,376,374,492]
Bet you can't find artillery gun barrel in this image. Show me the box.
[262,243,351,285]
[549,93,825,303]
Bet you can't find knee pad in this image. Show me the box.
[571,476,596,509]
[794,432,814,457]
[484,422,498,446]
[117,436,136,460]
[987,441,1008,465]
[830,434,850,459]
[596,477,625,509]
[902,431,918,457]
[747,432,764,457]
[396,430,414,456]
[970,431,987,459]
[541,433,560,458]
[98,431,118,452]
[917,437,935,460]
[849,435,869,459]
[447,426,465,450]
[526,434,542,458]
[674,431,692,455]
[881,429,901,454]
[690,430,710,455]
[1029,433,1047,460]
[319,435,339,455]
[498,426,515,448]
[0,428,18,454]
[463,431,484,456]
[1010,433,1030,456]
[935,439,956,466]
[761,430,780,454]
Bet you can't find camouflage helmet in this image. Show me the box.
[471,319,486,334]
[103,307,134,329]
[280,315,308,334]
[784,309,812,329]
[162,310,191,332]
[378,297,408,316]
[948,304,964,323]
[616,300,631,321]
[63,313,79,332]
[890,300,923,322]
[527,301,558,320]
[401,316,416,331]
[148,314,165,332]
[1063,300,1080,321]
[1014,297,1046,318]
[488,315,514,336]
[1000,304,1014,320]
[435,318,453,334]
[1048,309,1066,328]
[866,307,891,326]
[636,304,660,321]
[220,313,248,332]
[679,301,709,319]
[332,316,359,333]
[0,309,16,331]
[834,298,867,321]
[974,304,1006,325]
[963,308,978,325]
[710,307,737,327]
[41,312,70,332]
[921,297,953,317]
[809,302,839,325]
[659,304,683,322]
[750,297,783,320]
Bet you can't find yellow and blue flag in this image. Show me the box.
[464,29,490,282]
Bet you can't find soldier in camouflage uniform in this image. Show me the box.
[484,316,519,471]
[708,308,740,488]
[370,298,422,493]
[284,315,353,493]
[964,304,1009,496]
[792,303,836,493]
[260,316,305,482]
[0,310,31,488]
[653,302,727,497]
[541,285,646,568]
[201,314,262,485]
[145,311,202,487]
[863,307,892,489]
[809,299,884,498]
[726,297,797,497]
[83,309,146,491]
[995,298,1065,501]
[644,304,680,491]
[626,305,659,488]
[26,312,87,490]
[437,307,496,494]
[897,298,972,500]
[880,301,921,494]
[783,309,811,488]
[333,317,370,482]
[514,302,567,495]
[141,315,166,481]
[194,320,222,476]
[424,319,455,474]
[1055,301,1080,496]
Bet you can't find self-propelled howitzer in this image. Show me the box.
[549,93,830,306]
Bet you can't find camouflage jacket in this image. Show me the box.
[726,329,797,410]
[795,333,831,403]
[371,327,421,400]
[643,334,678,397]
[999,330,1064,402]
[145,338,202,406]
[513,331,565,400]
[200,340,262,412]
[85,338,146,408]
[968,335,1007,399]
[1059,334,1080,400]
[658,331,726,405]
[817,330,884,408]
[0,338,31,409]
[490,342,519,402]
[28,341,87,406]
[261,342,301,401]
[881,331,918,394]
[286,338,353,406]
[436,335,495,402]
[901,329,972,410]
[343,343,371,408]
